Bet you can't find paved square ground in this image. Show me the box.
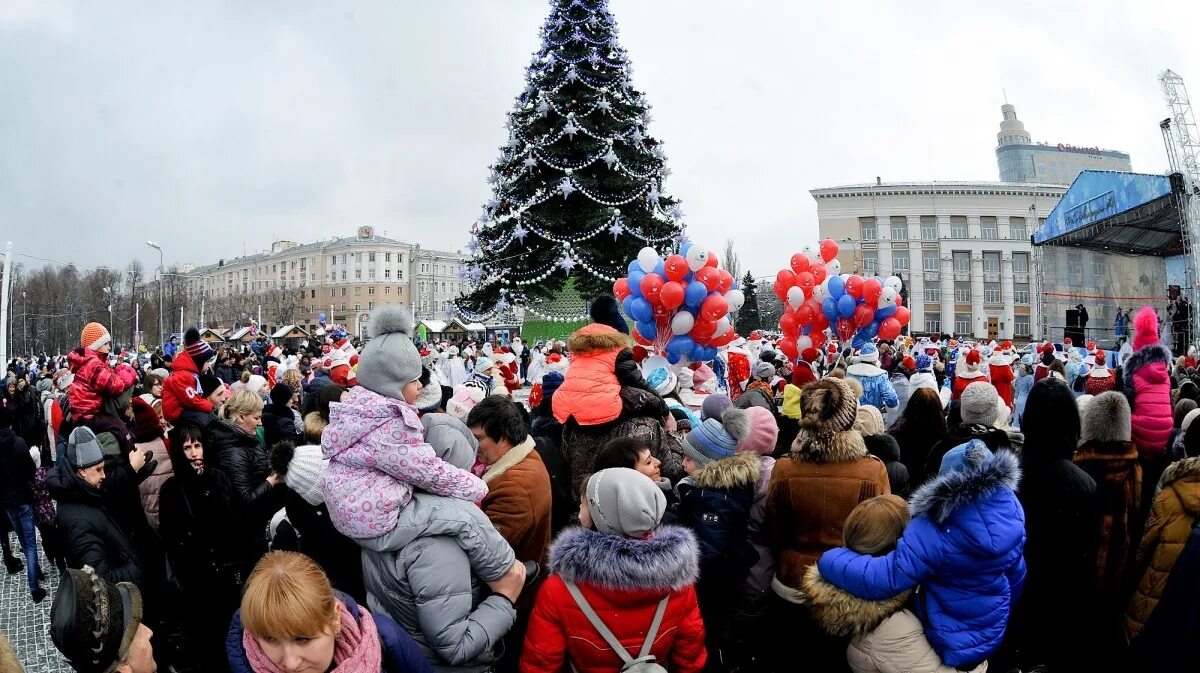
[1,532,72,673]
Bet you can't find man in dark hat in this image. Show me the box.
[51,564,156,673]
[0,400,45,602]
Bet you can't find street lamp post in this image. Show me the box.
[21,291,27,357]
[146,241,164,347]
[103,287,113,334]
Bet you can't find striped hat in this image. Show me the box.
[682,418,738,466]
[183,328,214,366]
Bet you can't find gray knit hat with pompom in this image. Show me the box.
[356,305,422,399]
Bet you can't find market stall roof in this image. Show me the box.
[272,325,309,339]
[419,320,448,333]
[465,322,487,331]
[226,326,254,341]
[1034,170,1183,257]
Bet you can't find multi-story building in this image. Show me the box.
[179,227,466,336]
[411,248,470,322]
[811,180,1067,340]
[996,103,1132,185]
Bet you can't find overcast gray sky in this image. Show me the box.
[2,0,1198,280]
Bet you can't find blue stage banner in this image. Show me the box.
[1035,171,1173,243]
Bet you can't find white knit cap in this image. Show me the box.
[284,445,329,506]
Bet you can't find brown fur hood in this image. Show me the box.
[802,565,911,637]
[791,426,869,463]
[1163,456,1200,487]
[688,451,761,490]
[567,323,631,356]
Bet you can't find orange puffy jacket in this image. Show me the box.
[551,324,630,426]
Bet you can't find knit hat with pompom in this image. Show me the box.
[356,305,422,399]
[81,323,111,351]
[1133,306,1160,350]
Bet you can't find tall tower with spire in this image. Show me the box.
[995,101,1130,184]
[997,103,1031,147]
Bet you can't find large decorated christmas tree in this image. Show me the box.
[455,0,685,323]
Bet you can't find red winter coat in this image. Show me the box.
[521,526,706,673]
[1084,371,1117,396]
[989,361,1015,409]
[951,370,988,402]
[163,350,213,423]
[1125,345,1173,457]
[66,348,138,422]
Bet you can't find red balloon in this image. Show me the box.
[640,273,664,305]
[790,253,810,275]
[779,313,798,338]
[796,303,815,327]
[810,330,826,349]
[717,270,734,294]
[894,293,904,307]
[632,328,652,346]
[711,331,737,347]
[845,275,864,299]
[894,305,911,327]
[835,317,855,342]
[663,255,689,282]
[862,278,883,305]
[820,239,840,263]
[853,303,875,328]
[812,311,829,332]
[613,278,631,300]
[691,319,717,341]
[705,251,719,268]
[776,269,796,290]
[878,317,902,341]
[660,281,685,310]
[695,267,720,292]
[811,264,827,284]
[652,303,669,318]
[773,279,788,301]
[797,271,815,291]
[701,294,729,321]
[778,337,799,363]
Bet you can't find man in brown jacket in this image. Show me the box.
[467,396,553,565]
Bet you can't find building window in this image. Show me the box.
[385,286,391,294]
[419,281,426,292]
[890,217,908,241]
[923,250,939,272]
[368,270,375,280]
[355,270,362,280]
[954,281,971,303]
[983,251,1001,272]
[921,216,937,240]
[398,254,404,265]
[892,251,910,271]
[925,316,941,334]
[985,282,1001,304]
[368,287,376,295]
[1067,252,1084,284]
[341,288,347,297]
[385,252,391,262]
[353,286,361,296]
[369,302,375,310]
[859,217,877,241]
[330,255,336,265]
[1013,252,1029,274]
[955,313,970,334]
[862,251,877,274]
[980,217,998,240]
[342,254,347,263]
[1009,217,1027,241]
[421,263,429,273]
[385,270,391,279]
[355,304,361,311]
[341,270,347,281]
[330,289,335,298]
[1014,283,1030,304]
[925,286,941,303]
[1014,315,1030,335]
[311,290,316,298]
[397,269,404,281]
[356,253,362,263]
[369,253,376,262]
[950,216,968,239]
[952,251,970,273]
[341,303,347,311]
[440,282,447,292]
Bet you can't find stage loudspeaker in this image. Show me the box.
[1064,309,1084,345]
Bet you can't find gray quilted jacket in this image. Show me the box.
[360,492,517,670]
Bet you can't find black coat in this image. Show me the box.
[283,490,365,604]
[262,404,302,449]
[924,424,1010,483]
[0,428,34,507]
[864,432,911,497]
[889,422,949,489]
[203,420,285,563]
[45,463,143,586]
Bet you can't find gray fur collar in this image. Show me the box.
[908,449,1021,524]
[549,525,699,591]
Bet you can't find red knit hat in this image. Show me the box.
[791,361,817,387]
[965,350,982,366]
[131,397,162,443]
[902,355,916,371]
[1095,350,1106,366]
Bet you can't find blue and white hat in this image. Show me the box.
[915,353,933,372]
[682,418,738,466]
[857,343,879,363]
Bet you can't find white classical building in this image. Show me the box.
[811,181,1067,341]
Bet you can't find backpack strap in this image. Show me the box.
[563,580,670,668]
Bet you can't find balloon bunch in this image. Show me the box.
[774,239,912,355]
[613,244,743,364]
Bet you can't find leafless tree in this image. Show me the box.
[723,239,740,289]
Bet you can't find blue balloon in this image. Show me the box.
[628,260,641,274]
[703,346,718,361]
[860,321,879,340]
[653,260,666,278]
[667,334,694,355]
[627,269,646,296]
[680,242,694,257]
[318,312,327,322]
[822,296,839,321]
[838,294,856,318]
[685,281,708,307]
[827,275,846,299]
[630,298,653,323]
[689,344,707,362]
[684,272,695,283]
[667,352,682,365]
[875,304,897,320]
[636,320,657,340]
[622,296,637,318]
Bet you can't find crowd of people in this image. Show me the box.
[2,298,1199,673]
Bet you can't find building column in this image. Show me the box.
[906,217,924,335]
[940,256,954,336]
[876,238,893,277]
[971,257,986,339]
[1001,255,1015,340]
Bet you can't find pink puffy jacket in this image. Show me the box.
[319,386,487,539]
[1124,345,1173,456]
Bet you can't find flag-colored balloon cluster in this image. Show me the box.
[613,244,742,364]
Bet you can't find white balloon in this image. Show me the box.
[715,316,731,337]
[670,311,695,335]
[725,289,745,311]
[878,287,897,308]
[797,335,813,351]
[685,246,709,271]
[786,286,805,310]
[812,281,828,303]
[825,260,842,277]
[637,247,660,274]
[885,275,903,292]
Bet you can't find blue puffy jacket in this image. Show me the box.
[817,446,1026,668]
[226,590,432,673]
[846,362,899,410]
